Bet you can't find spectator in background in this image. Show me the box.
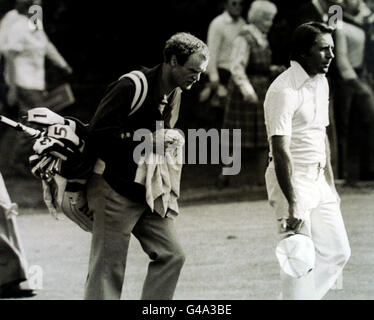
[362,0,374,87]
[200,0,246,130]
[334,0,374,183]
[218,0,284,187]
[342,0,371,24]
[0,170,35,298]
[0,0,17,150]
[0,0,72,177]
[0,2,20,175]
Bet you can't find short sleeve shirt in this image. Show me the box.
[263,61,329,165]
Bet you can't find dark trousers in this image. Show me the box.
[84,174,185,300]
[334,78,374,181]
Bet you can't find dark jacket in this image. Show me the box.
[87,64,181,202]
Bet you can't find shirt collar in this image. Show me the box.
[290,60,325,89]
[153,64,177,108]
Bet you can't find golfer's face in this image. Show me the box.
[305,33,335,76]
[176,53,208,91]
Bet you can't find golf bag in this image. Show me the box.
[29,71,148,232]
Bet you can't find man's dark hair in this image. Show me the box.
[290,22,334,62]
[163,32,209,66]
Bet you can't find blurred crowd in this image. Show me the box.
[1,0,374,186]
[201,0,374,187]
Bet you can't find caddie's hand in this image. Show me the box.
[152,130,168,154]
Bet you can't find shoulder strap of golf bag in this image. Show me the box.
[92,70,148,175]
[119,70,148,117]
[58,71,148,232]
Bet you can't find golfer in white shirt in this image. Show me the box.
[264,22,351,300]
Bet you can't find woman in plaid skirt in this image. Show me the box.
[218,0,285,187]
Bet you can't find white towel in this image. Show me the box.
[134,129,184,218]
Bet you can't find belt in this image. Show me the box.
[268,157,325,169]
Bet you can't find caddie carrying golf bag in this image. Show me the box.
[27,71,148,232]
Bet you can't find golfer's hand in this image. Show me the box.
[287,216,304,232]
[287,203,304,232]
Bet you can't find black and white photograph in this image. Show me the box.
[0,0,373,308]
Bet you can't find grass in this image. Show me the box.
[11,189,374,300]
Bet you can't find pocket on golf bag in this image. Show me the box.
[60,182,93,232]
[42,174,93,233]
[57,158,105,232]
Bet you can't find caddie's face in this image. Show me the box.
[303,33,335,76]
[172,52,209,91]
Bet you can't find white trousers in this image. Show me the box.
[0,173,28,287]
[265,163,351,300]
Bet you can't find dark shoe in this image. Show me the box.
[0,283,36,299]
